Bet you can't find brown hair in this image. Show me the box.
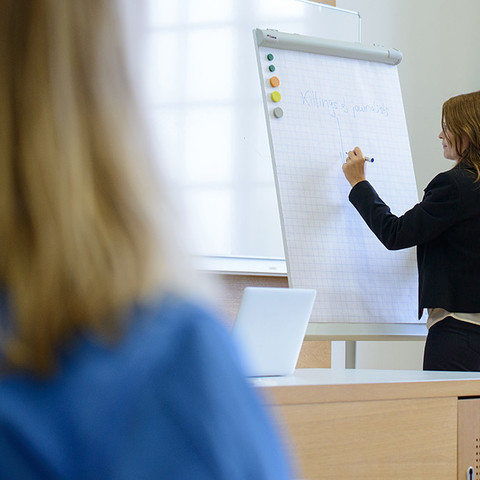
[442,91,480,180]
[0,0,183,373]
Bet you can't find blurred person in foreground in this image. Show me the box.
[0,1,292,478]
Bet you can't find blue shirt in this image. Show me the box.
[0,294,292,479]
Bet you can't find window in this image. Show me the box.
[143,0,359,263]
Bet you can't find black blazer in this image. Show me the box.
[349,165,480,318]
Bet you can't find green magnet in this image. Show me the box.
[267,53,274,61]
[268,65,275,72]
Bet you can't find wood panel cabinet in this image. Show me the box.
[458,398,480,480]
[275,397,456,479]
[255,369,480,479]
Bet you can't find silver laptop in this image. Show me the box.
[232,287,316,377]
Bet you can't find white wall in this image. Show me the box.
[334,0,480,369]
[337,0,480,198]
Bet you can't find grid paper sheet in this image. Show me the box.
[257,45,420,324]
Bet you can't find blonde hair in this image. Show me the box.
[442,90,480,180]
[0,0,181,373]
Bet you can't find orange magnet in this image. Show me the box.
[270,76,280,87]
[271,91,281,102]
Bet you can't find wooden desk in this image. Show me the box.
[253,369,480,480]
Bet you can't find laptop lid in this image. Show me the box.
[232,287,316,377]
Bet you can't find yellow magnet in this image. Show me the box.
[271,91,281,102]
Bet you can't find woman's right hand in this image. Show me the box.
[342,146,367,188]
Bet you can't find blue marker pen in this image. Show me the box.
[345,152,374,162]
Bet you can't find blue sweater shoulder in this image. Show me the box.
[0,293,292,480]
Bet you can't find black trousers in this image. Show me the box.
[423,317,480,371]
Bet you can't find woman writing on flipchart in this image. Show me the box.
[0,1,291,478]
[342,90,480,371]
